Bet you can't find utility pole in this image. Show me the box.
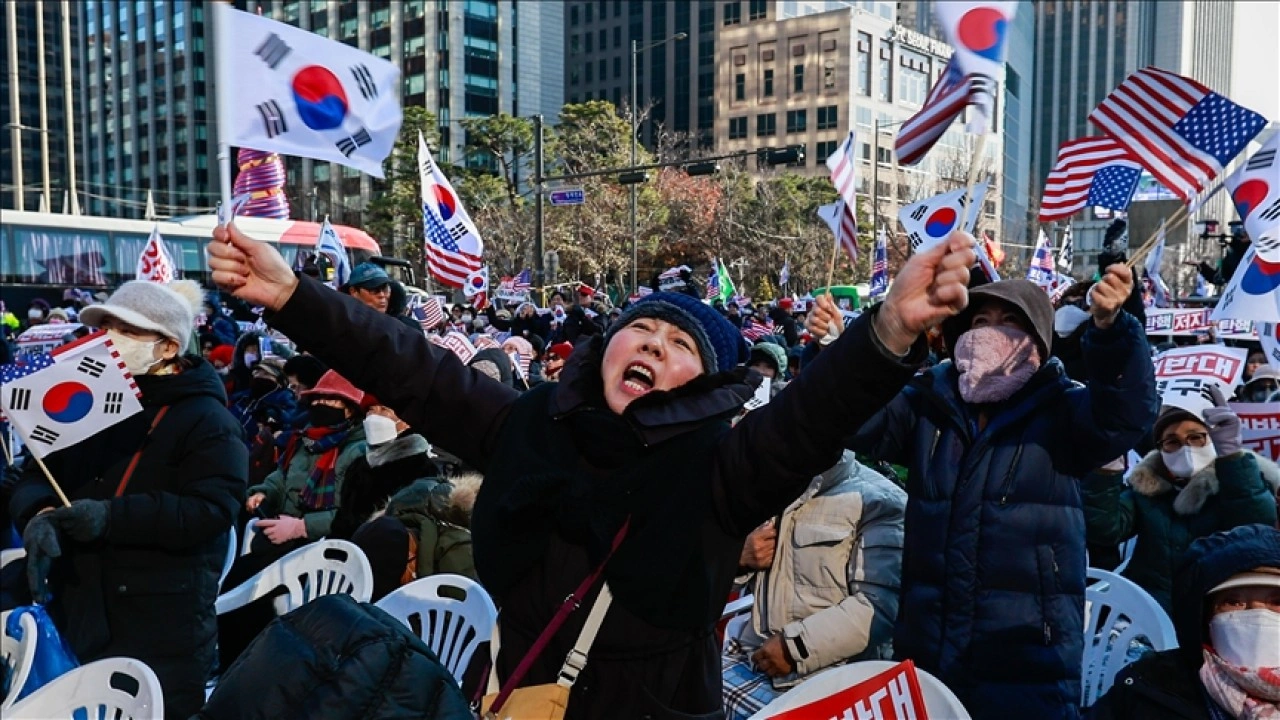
[35,0,51,210]
[61,0,77,214]
[534,114,546,305]
[629,39,639,295]
[6,0,24,211]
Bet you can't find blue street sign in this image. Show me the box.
[549,187,586,206]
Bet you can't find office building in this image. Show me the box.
[715,3,1003,235]
[2,0,82,212]
[79,0,217,218]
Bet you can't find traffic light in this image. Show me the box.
[618,171,651,185]
[762,145,806,166]
[685,161,722,177]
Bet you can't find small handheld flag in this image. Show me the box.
[420,132,484,288]
[136,224,176,284]
[316,217,352,288]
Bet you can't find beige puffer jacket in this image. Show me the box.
[731,450,906,687]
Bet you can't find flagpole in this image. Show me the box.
[824,206,842,294]
[961,134,988,235]
[1127,182,1224,269]
[0,429,11,466]
[212,1,234,213]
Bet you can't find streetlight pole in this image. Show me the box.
[871,118,905,249]
[629,32,687,294]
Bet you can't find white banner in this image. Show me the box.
[1153,346,1248,416]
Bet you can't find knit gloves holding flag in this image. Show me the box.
[23,499,111,604]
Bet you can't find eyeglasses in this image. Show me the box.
[1159,431,1209,453]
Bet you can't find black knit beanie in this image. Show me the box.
[604,298,718,374]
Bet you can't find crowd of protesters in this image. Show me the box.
[1,223,1278,720]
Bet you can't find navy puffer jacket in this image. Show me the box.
[851,311,1158,720]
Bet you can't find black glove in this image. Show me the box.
[49,498,111,543]
[23,512,62,604]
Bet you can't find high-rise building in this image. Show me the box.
[564,0,718,150]
[2,0,82,212]
[715,3,1003,236]
[79,0,217,218]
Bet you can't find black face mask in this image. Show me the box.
[307,404,349,428]
[250,378,279,397]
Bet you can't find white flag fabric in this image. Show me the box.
[419,132,485,288]
[898,184,988,253]
[1144,221,1170,308]
[1225,132,1280,262]
[315,217,352,288]
[464,267,489,299]
[1260,323,1280,368]
[213,4,402,177]
[825,130,858,213]
[136,224,176,284]
[0,333,143,459]
[1211,246,1280,324]
[933,1,1017,134]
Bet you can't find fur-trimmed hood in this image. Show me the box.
[1129,449,1280,515]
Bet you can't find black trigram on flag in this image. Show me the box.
[77,356,107,378]
[103,391,124,415]
[908,231,924,249]
[7,387,31,412]
[910,205,929,221]
[257,100,288,138]
[447,222,470,244]
[30,426,60,445]
[351,64,378,100]
[256,33,292,69]
[337,128,372,157]
[1257,197,1280,222]
[1247,149,1276,171]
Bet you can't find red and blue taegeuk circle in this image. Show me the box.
[1241,253,1280,295]
[956,7,1009,61]
[432,185,457,221]
[469,274,486,291]
[43,381,94,424]
[925,208,958,238]
[1232,179,1269,220]
[291,66,349,131]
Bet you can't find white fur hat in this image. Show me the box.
[79,279,204,351]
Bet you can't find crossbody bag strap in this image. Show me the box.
[486,517,631,716]
[114,406,169,497]
[555,581,613,688]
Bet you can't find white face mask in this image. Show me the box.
[243,351,259,367]
[1209,609,1280,668]
[362,414,399,446]
[461,313,473,324]
[108,331,164,375]
[1161,443,1217,479]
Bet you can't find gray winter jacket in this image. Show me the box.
[731,451,906,686]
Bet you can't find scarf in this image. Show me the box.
[282,425,351,512]
[1201,648,1280,720]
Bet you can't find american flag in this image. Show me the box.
[512,268,532,292]
[1039,137,1142,221]
[1088,66,1266,202]
[1027,230,1057,286]
[705,265,720,301]
[818,199,859,263]
[895,58,975,166]
[408,294,446,331]
[826,130,858,217]
[869,229,889,298]
[419,132,483,288]
[741,319,774,342]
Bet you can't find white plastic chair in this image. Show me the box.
[1081,567,1178,708]
[0,548,26,572]
[720,594,754,653]
[375,574,498,685]
[219,526,238,587]
[748,660,971,719]
[1,611,38,709]
[240,517,261,555]
[1112,536,1138,574]
[216,539,373,616]
[6,657,163,720]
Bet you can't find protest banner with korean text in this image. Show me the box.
[1153,346,1248,415]
[1230,402,1280,462]
[770,660,930,720]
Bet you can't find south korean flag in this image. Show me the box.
[213,4,402,177]
[0,333,143,459]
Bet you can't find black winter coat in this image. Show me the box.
[1087,650,1212,720]
[199,594,472,720]
[10,358,246,720]
[851,312,1158,720]
[328,433,439,540]
[268,275,927,719]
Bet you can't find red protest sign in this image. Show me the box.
[1230,402,1280,462]
[770,660,930,720]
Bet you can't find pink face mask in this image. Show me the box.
[954,325,1042,404]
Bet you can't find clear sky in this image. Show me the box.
[1232,2,1280,122]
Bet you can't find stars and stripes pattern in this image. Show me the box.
[512,268,532,292]
[1027,230,1057,286]
[1039,137,1142,221]
[1088,66,1267,202]
[419,132,484,288]
[706,266,720,301]
[741,319,775,342]
[826,130,859,221]
[408,294,446,331]
[895,58,975,166]
[818,199,859,264]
